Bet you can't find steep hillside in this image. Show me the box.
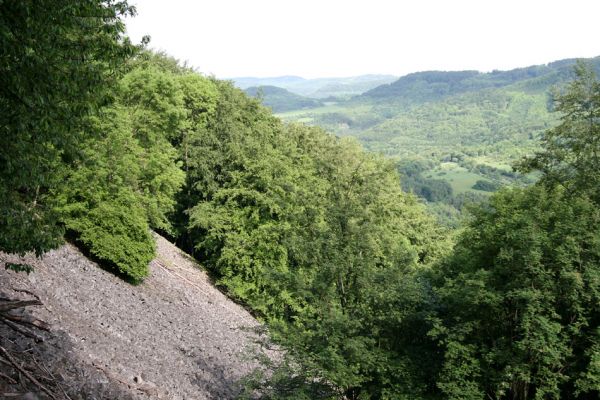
[244,85,323,112]
[0,233,268,399]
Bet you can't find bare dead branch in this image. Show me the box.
[0,371,17,384]
[0,346,56,400]
[0,318,45,343]
[0,300,43,312]
[2,314,51,332]
[10,288,41,302]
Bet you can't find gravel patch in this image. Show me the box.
[0,233,269,399]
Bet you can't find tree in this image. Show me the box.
[517,61,600,202]
[56,106,155,282]
[185,86,324,315]
[0,0,138,256]
[169,71,219,245]
[56,55,192,281]
[426,63,600,400]
[272,127,450,398]
[118,64,186,234]
[431,186,600,399]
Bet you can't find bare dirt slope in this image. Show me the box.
[0,233,267,399]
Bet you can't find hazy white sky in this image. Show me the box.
[125,0,600,79]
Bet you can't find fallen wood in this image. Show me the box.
[0,293,50,341]
[0,371,17,384]
[0,346,56,400]
[0,300,43,313]
[11,288,41,301]
[33,356,73,400]
[2,314,50,332]
[0,318,45,343]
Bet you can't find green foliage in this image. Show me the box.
[184,87,325,315]
[471,179,500,192]
[239,350,338,400]
[270,131,449,398]
[57,56,187,281]
[0,1,186,281]
[4,263,35,275]
[177,86,451,396]
[427,65,600,399]
[431,186,600,399]
[66,194,155,283]
[118,64,186,233]
[56,106,154,281]
[397,161,454,202]
[357,88,552,161]
[0,0,137,256]
[517,61,600,203]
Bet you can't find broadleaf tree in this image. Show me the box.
[0,0,138,256]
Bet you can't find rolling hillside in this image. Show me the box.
[276,57,600,205]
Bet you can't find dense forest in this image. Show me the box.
[1,1,599,399]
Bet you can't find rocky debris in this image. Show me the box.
[0,233,270,399]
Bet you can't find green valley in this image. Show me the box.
[253,58,600,224]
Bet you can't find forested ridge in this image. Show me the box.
[1,1,599,399]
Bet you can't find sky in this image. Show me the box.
[125,0,600,79]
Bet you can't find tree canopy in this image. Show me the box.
[518,62,600,202]
[0,0,138,256]
[431,186,600,399]
[428,63,600,400]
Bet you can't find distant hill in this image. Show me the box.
[361,59,596,102]
[244,85,323,112]
[232,74,397,99]
[362,70,482,102]
[277,56,600,211]
[281,57,600,155]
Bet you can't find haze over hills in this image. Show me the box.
[244,85,323,112]
[233,75,306,89]
[232,74,397,98]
